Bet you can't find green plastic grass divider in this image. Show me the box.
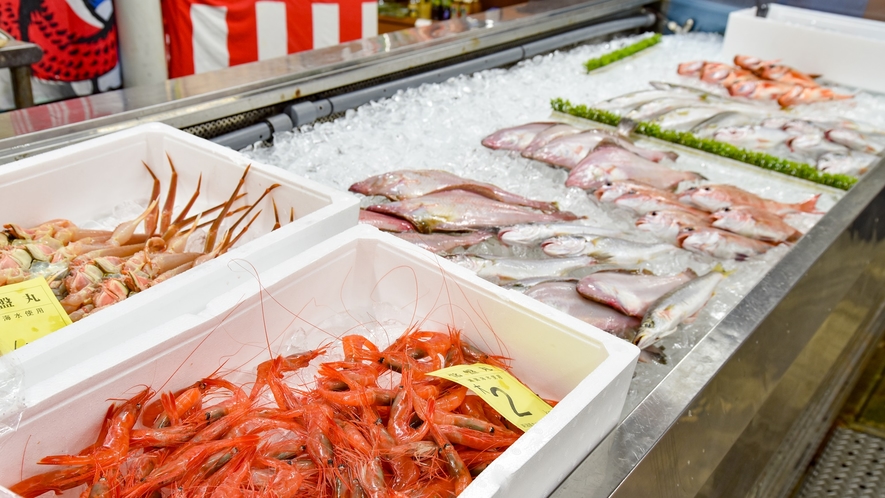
[584,33,662,73]
[550,98,856,190]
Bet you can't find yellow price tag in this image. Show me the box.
[0,278,72,354]
[427,363,553,431]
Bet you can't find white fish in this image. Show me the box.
[566,146,699,191]
[634,267,725,349]
[498,223,623,247]
[542,235,677,265]
[816,151,878,177]
[448,254,595,283]
[825,128,885,154]
[521,124,581,158]
[713,126,791,150]
[635,209,711,243]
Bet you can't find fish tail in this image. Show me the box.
[795,193,821,213]
[710,263,737,277]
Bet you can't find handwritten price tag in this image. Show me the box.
[427,363,552,431]
[0,278,72,354]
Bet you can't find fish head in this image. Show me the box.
[760,117,789,129]
[713,126,749,142]
[728,80,757,97]
[687,185,731,211]
[783,120,822,136]
[700,64,731,83]
[734,55,762,70]
[677,60,705,76]
[348,172,402,196]
[635,317,665,349]
[541,236,587,257]
[786,133,822,152]
[675,226,698,248]
[498,225,541,246]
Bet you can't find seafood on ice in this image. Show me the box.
[8,328,550,497]
[1,160,285,323]
[594,83,885,179]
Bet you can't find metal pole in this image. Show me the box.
[10,66,33,109]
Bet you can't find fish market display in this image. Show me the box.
[634,266,727,349]
[678,55,851,106]
[0,162,282,322]
[9,328,547,497]
[350,169,558,212]
[249,34,856,400]
[366,191,578,233]
[576,270,696,317]
[593,81,885,179]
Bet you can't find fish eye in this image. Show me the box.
[723,207,731,212]
[703,187,711,191]
[643,321,654,328]
[685,227,695,232]
[650,211,658,216]
[604,181,612,186]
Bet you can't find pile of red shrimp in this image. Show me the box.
[10,327,551,498]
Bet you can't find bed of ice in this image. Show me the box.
[242,33,885,414]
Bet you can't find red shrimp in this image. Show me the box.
[8,466,95,498]
[388,369,430,444]
[206,445,257,498]
[38,388,153,467]
[251,347,327,400]
[255,456,306,497]
[425,399,472,494]
[120,435,258,498]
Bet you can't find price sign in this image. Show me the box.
[0,278,72,354]
[427,363,553,431]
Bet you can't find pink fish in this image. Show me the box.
[614,192,709,217]
[734,55,778,72]
[481,122,555,151]
[349,169,558,212]
[566,146,702,191]
[395,231,494,254]
[710,206,802,243]
[680,184,820,215]
[677,60,704,76]
[728,80,799,101]
[636,209,711,243]
[367,191,579,233]
[699,62,759,87]
[576,270,697,317]
[358,209,417,232]
[756,64,819,88]
[677,226,774,261]
[521,124,582,158]
[523,281,640,339]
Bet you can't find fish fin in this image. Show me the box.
[684,268,699,279]
[795,193,821,213]
[617,118,639,138]
[639,345,666,364]
[710,263,737,277]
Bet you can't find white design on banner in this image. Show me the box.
[362,2,378,38]
[192,4,229,74]
[312,3,340,49]
[256,1,288,61]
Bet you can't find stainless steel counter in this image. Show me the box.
[4,1,884,496]
[0,0,653,164]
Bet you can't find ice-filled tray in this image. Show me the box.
[0,225,638,498]
[0,123,358,406]
[722,4,885,93]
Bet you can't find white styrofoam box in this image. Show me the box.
[722,5,885,93]
[0,225,639,498]
[1,122,358,408]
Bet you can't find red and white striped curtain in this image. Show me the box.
[161,0,378,78]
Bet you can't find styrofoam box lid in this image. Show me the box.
[722,5,885,93]
[0,225,639,498]
[1,123,359,406]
